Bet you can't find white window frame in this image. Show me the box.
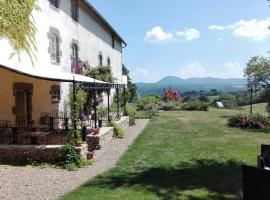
[50,33,60,64]
[71,43,79,72]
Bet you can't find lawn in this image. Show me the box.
[62,103,270,200]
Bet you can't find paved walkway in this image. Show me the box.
[0,119,149,200]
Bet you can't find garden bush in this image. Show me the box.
[227,114,249,128]
[137,94,161,111]
[109,121,125,138]
[159,102,176,111]
[228,113,270,129]
[124,104,137,126]
[61,144,90,171]
[182,102,210,111]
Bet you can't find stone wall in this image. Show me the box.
[87,127,114,151]
[115,116,129,131]
[0,144,87,163]
[87,116,129,155]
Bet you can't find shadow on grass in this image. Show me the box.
[244,127,270,134]
[83,159,243,200]
[220,115,232,119]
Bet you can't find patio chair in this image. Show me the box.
[257,144,270,170]
[0,120,12,144]
[241,165,270,200]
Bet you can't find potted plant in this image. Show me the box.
[97,107,107,127]
[92,128,100,135]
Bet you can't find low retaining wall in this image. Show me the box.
[115,116,129,130]
[0,144,88,162]
[87,127,114,151]
[0,117,130,162]
[87,116,129,154]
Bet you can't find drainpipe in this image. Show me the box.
[72,78,77,130]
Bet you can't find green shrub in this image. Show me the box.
[159,102,176,111]
[135,110,158,119]
[67,130,83,146]
[227,114,249,128]
[109,121,125,138]
[137,95,161,111]
[182,102,210,111]
[61,144,90,171]
[124,104,137,126]
[248,114,269,129]
[228,113,270,129]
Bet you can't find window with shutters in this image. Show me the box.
[51,85,61,104]
[98,53,103,67]
[49,33,60,64]
[71,0,79,22]
[71,43,79,72]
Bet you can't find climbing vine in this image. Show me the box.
[0,0,38,64]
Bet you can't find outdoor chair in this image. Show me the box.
[241,165,270,200]
[257,144,270,170]
[0,120,12,144]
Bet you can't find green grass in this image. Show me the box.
[62,103,270,200]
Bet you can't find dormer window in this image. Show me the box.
[111,34,115,48]
[49,0,59,8]
[71,0,79,22]
[98,53,103,67]
[107,57,111,67]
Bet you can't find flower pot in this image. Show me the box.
[92,128,100,135]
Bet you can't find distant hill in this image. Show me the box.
[136,76,247,97]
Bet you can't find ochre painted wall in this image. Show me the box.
[0,68,62,126]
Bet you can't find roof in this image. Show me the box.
[81,0,127,46]
[0,63,126,89]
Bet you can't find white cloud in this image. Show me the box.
[177,62,212,79]
[177,62,244,79]
[209,25,225,31]
[144,26,200,43]
[130,67,160,83]
[176,28,200,40]
[209,18,270,40]
[232,19,270,40]
[144,26,173,43]
[224,62,244,78]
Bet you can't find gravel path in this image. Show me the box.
[0,119,149,200]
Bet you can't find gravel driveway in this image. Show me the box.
[0,119,149,200]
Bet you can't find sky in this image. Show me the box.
[89,0,270,83]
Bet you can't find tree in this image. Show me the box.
[0,0,38,64]
[163,88,182,102]
[245,56,270,115]
[122,64,137,102]
[245,56,270,88]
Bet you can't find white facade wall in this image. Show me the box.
[0,0,124,110]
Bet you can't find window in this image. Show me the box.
[49,0,59,8]
[71,43,78,72]
[98,53,103,67]
[71,0,79,22]
[51,85,61,104]
[107,57,111,67]
[49,33,60,64]
[111,34,115,48]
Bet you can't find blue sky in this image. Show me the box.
[89,0,270,82]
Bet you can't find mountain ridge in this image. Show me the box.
[136,76,247,97]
